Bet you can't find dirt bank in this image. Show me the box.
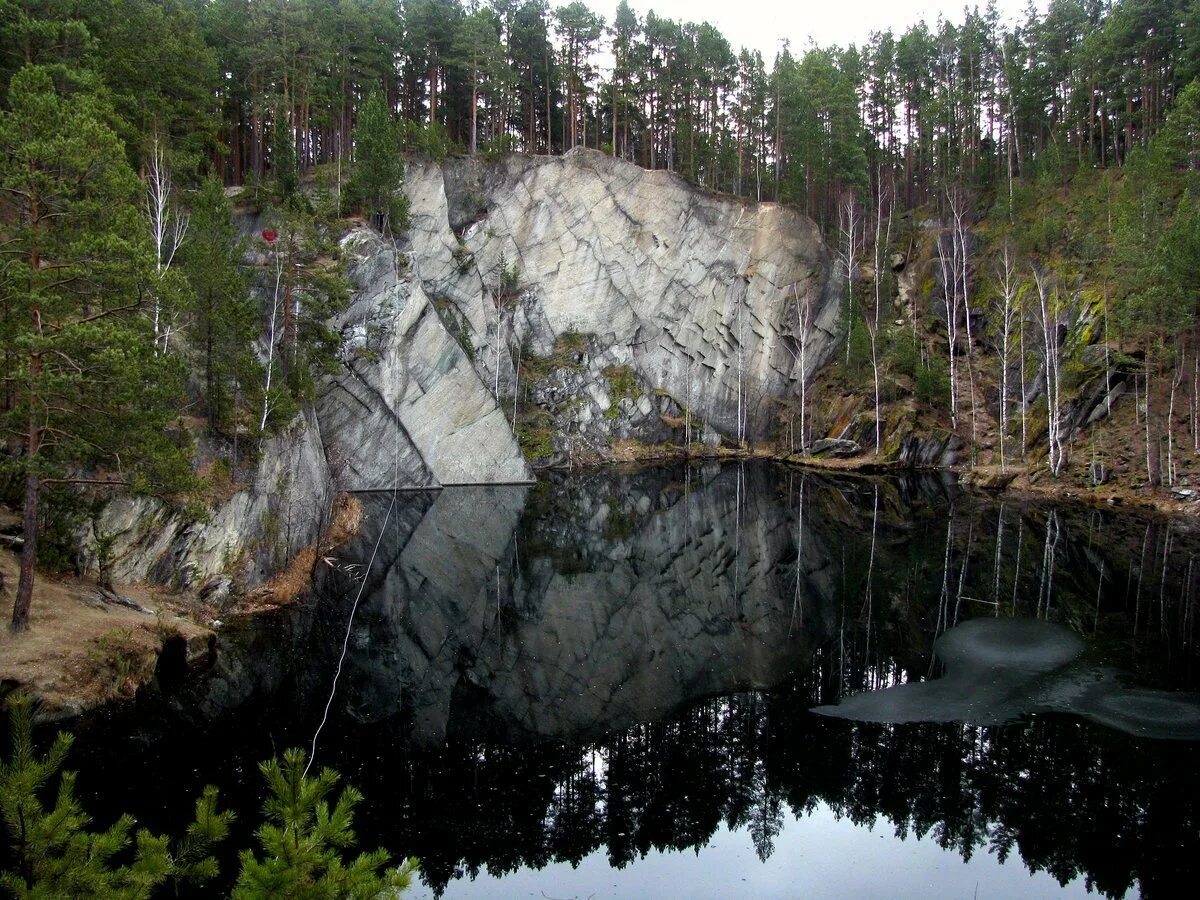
[0,493,365,721]
[0,544,214,721]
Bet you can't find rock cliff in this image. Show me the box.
[82,152,842,588]
[80,409,333,592]
[321,149,840,482]
[316,228,531,489]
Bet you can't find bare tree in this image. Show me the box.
[872,168,894,331]
[1032,265,1066,476]
[1168,349,1184,485]
[732,277,747,446]
[993,241,1021,471]
[837,190,861,365]
[684,353,694,447]
[936,223,961,429]
[259,241,284,437]
[865,172,895,455]
[1018,289,1028,460]
[1192,351,1199,454]
[789,283,814,453]
[145,135,189,353]
[947,186,978,453]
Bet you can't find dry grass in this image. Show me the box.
[81,627,159,702]
[0,545,211,718]
[245,493,364,609]
[324,492,364,549]
[197,459,245,505]
[0,492,370,715]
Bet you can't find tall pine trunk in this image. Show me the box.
[12,402,40,632]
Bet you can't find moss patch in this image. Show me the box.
[433,298,475,361]
[603,364,641,401]
[515,408,556,461]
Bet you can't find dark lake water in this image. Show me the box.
[55,463,1200,897]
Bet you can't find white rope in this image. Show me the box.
[305,237,405,777]
[303,488,395,777]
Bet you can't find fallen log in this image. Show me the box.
[90,588,153,614]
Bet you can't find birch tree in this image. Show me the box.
[935,224,961,429]
[1032,265,1066,476]
[865,173,894,454]
[145,134,189,353]
[837,190,861,365]
[789,283,814,452]
[947,187,978,452]
[992,241,1021,471]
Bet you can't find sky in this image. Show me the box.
[592,0,1041,64]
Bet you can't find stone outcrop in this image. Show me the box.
[351,149,842,478]
[316,227,531,489]
[80,409,334,591]
[79,152,838,587]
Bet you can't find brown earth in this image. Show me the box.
[0,492,367,720]
[0,540,214,721]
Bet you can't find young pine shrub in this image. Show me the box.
[0,696,232,899]
[232,748,418,899]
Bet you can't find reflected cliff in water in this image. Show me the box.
[73,462,1200,898]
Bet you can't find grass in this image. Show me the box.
[519,330,591,384]
[603,364,641,401]
[516,408,556,461]
[433,298,475,361]
[85,628,153,698]
[251,493,364,608]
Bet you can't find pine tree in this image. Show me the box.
[349,91,407,233]
[0,65,195,632]
[232,747,418,899]
[270,110,300,205]
[184,177,257,439]
[0,696,232,898]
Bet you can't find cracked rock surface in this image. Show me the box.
[317,228,531,489]
[365,150,840,475]
[80,409,334,591]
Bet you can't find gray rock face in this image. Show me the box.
[809,437,862,458]
[317,228,531,489]
[895,429,964,467]
[81,409,333,591]
[395,150,839,457]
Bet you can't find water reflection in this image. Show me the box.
[72,462,1200,899]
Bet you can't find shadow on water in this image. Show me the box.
[54,462,1200,897]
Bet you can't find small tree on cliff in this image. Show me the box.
[0,67,194,632]
[349,92,407,233]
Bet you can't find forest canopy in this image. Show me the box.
[4,1,1200,630]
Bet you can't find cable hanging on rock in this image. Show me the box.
[305,248,405,777]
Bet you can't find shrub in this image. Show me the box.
[0,702,418,899]
[233,748,417,899]
[916,354,952,408]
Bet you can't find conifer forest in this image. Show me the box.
[3,2,1200,898]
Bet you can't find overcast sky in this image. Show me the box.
[590,1,1042,63]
